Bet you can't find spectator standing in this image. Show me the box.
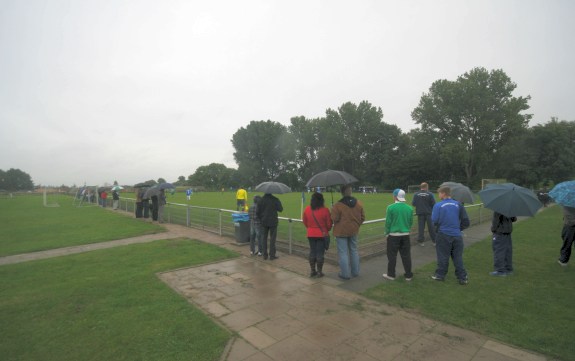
[112,190,120,210]
[302,192,333,278]
[331,185,365,280]
[558,206,575,266]
[157,189,166,223]
[248,195,262,256]
[100,190,108,208]
[186,188,192,200]
[383,189,414,281]
[431,186,470,285]
[135,187,144,218]
[490,212,517,276]
[256,193,283,260]
[412,182,436,246]
[236,187,248,211]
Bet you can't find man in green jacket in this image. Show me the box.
[383,189,414,281]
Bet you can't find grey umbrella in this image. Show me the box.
[144,186,161,199]
[479,183,542,217]
[157,183,175,190]
[255,181,291,194]
[306,170,358,187]
[440,182,474,204]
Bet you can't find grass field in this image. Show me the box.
[363,205,574,361]
[0,195,239,361]
[0,195,164,257]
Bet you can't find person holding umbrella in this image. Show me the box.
[557,206,575,266]
[331,184,365,280]
[256,192,283,260]
[490,212,517,276]
[302,192,333,278]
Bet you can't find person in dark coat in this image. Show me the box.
[412,182,436,246]
[490,212,517,276]
[558,206,575,266]
[256,193,283,260]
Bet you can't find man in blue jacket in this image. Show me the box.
[431,186,470,285]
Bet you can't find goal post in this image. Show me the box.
[407,185,421,194]
[43,189,60,207]
[481,179,507,190]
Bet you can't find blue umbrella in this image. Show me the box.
[549,180,575,208]
[479,183,542,217]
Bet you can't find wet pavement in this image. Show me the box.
[0,219,550,361]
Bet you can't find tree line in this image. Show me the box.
[186,67,575,191]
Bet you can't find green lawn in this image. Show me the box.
[0,238,238,361]
[363,206,573,361]
[0,195,164,257]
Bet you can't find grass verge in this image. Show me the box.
[0,238,239,361]
[363,206,573,361]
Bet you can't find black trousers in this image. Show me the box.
[151,196,159,221]
[143,200,150,218]
[135,202,143,218]
[386,234,413,278]
[559,225,575,263]
[261,225,278,258]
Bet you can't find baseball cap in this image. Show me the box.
[393,188,406,202]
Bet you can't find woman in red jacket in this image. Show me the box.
[302,192,333,278]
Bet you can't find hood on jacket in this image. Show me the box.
[338,196,357,208]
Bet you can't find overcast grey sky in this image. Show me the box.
[1,0,573,187]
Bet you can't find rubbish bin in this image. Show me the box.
[232,213,250,243]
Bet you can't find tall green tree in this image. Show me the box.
[494,118,575,187]
[231,120,296,186]
[0,168,34,191]
[188,163,238,190]
[320,101,396,184]
[288,116,324,184]
[412,67,531,186]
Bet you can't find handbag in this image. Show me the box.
[311,209,331,250]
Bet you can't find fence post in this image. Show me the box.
[288,218,293,255]
[219,210,223,236]
[187,205,190,227]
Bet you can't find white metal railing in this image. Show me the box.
[112,197,491,259]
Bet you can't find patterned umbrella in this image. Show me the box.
[549,180,575,208]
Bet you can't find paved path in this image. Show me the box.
[0,218,549,361]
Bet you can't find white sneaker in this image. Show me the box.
[382,274,395,281]
[257,252,262,256]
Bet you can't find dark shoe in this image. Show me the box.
[490,271,508,277]
[270,256,278,260]
[458,278,469,285]
[558,259,568,266]
[317,271,324,278]
[338,274,350,280]
[431,275,444,281]
[263,255,268,260]
[310,271,318,278]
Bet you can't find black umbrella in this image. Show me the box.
[440,182,474,204]
[254,181,291,194]
[479,183,542,217]
[306,170,358,187]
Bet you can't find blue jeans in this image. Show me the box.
[492,233,513,272]
[434,232,467,281]
[250,224,262,253]
[336,235,360,279]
